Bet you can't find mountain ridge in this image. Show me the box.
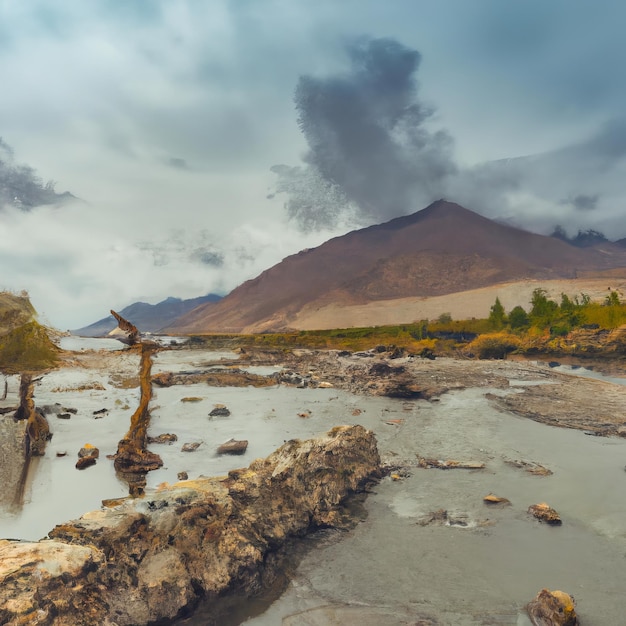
[72,294,221,337]
[167,200,626,334]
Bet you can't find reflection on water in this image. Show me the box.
[59,336,126,351]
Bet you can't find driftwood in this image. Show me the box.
[15,373,50,457]
[110,312,162,496]
[110,310,140,345]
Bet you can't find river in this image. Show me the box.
[1,341,626,624]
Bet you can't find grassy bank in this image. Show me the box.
[185,288,626,361]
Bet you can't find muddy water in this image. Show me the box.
[2,346,626,624]
[228,387,626,626]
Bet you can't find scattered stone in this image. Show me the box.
[177,471,188,481]
[318,381,333,388]
[152,372,174,387]
[57,413,72,420]
[76,456,97,470]
[416,509,474,528]
[63,407,78,414]
[379,375,424,398]
[297,410,311,418]
[527,588,579,625]
[505,459,553,476]
[92,408,108,418]
[181,442,202,452]
[147,433,178,444]
[78,444,100,459]
[352,408,362,416]
[56,451,67,457]
[209,405,231,417]
[528,502,562,525]
[217,438,248,455]
[369,362,406,377]
[483,493,511,505]
[336,350,351,357]
[417,457,485,470]
[102,497,128,508]
[181,396,203,403]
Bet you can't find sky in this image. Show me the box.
[1,0,626,329]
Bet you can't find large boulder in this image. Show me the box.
[0,425,380,626]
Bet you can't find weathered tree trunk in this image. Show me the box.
[15,373,50,457]
[113,343,162,496]
[0,425,381,626]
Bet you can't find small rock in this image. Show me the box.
[177,471,189,481]
[76,456,97,470]
[182,442,202,452]
[152,372,174,387]
[78,444,100,459]
[417,457,485,470]
[318,381,333,388]
[56,451,67,457]
[63,407,78,414]
[92,408,108,418]
[147,433,178,444]
[217,439,248,455]
[528,502,562,525]
[483,493,511,505]
[57,413,72,420]
[209,405,231,417]
[297,410,311,418]
[527,588,579,625]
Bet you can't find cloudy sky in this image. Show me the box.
[1,0,625,329]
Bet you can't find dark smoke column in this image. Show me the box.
[272,37,456,230]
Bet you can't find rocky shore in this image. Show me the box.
[0,425,380,626]
[228,346,626,436]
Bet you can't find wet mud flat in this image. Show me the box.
[2,343,626,624]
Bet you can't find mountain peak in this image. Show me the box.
[168,200,626,334]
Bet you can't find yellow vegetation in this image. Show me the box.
[465,332,521,359]
[0,321,60,374]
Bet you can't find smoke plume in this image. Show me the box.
[272,37,456,230]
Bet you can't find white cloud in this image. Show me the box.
[1,0,626,327]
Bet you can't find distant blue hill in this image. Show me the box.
[71,294,222,337]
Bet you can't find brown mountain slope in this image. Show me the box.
[169,200,626,333]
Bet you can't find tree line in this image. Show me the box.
[487,288,626,335]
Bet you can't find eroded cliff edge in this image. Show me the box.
[0,424,381,626]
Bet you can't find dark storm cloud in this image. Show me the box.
[0,138,74,211]
[190,249,224,267]
[563,194,600,212]
[272,37,456,230]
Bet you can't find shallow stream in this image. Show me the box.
[2,342,626,624]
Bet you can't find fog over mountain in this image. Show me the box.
[1,1,626,328]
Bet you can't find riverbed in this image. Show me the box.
[2,341,626,624]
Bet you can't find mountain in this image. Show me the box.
[167,201,626,335]
[72,294,222,337]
